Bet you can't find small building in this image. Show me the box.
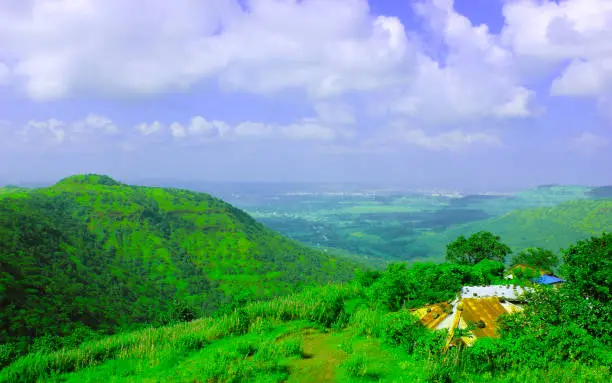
[412,284,531,350]
[531,274,565,287]
[460,285,532,301]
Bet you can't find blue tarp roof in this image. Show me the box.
[531,275,565,285]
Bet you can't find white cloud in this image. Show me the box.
[0,0,409,100]
[383,0,535,123]
[187,116,230,138]
[18,119,67,144]
[550,58,612,97]
[501,0,612,99]
[136,121,163,136]
[15,114,119,147]
[572,131,610,151]
[169,122,187,138]
[73,114,118,134]
[390,121,501,150]
[0,0,539,127]
[4,0,612,148]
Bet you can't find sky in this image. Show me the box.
[0,0,611,191]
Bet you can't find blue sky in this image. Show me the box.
[0,0,611,190]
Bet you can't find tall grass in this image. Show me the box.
[0,283,361,383]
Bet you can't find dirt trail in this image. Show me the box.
[286,328,347,383]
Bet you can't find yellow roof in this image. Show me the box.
[460,297,508,338]
[411,302,452,329]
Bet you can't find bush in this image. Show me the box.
[383,310,445,356]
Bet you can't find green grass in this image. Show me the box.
[1,281,609,383]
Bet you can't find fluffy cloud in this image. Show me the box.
[17,119,67,145]
[391,125,501,151]
[0,0,540,126]
[14,114,119,148]
[382,0,535,123]
[73,114,118,134]
[572,131,610,151]
[135,121,163,136]
[143,116,341,142]
[0,0,408,100]
[168,117,230,139]
[2,0,611,153]
[501,0,612,99]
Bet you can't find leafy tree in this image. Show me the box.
[445,231,511,265]
[510,247,560,271]
[561,232,612,303]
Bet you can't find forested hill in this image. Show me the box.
[412,198,612,262]
[0,174,359,347]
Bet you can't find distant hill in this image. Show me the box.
[0,174,360,345]
[411,199,612,261]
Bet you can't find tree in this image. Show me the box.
[445,231,511,265]
[510,247,560,271]
[561,232,612,303]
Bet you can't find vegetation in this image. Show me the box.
[1,176,611,382]
[0,174,361,359]
[561,232,612,303]
[445,231,511,264]
[1,233,610,382]
[241,185,612,262]
[510,247,560,271]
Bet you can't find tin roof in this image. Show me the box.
[460,285,532,300]
[459,297,507,338]
[412,302,452,329]
[532,275,565,285]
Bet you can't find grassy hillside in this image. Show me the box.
[2,243,610,383]
[410,199,612,262]
[0,174,360,352]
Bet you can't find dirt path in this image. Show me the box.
[286,328,348,383]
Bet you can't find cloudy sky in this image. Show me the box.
[0,0,611,190]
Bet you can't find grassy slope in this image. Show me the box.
[1,283,608,383]
[411,199,612,262]
[0,174,360,343]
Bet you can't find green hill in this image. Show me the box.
[410,199,612,262]
[0,174,359,350]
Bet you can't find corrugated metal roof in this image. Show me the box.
[532,275,565,285]
[412,303,452,329]
[417,292,526,350]
[459,297,507,338]
[460,285,532,300]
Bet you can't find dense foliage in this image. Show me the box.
[2,231,610,382]
[510,247,560,271]
[367,260,505,311]
[0,174,360,357]
[1,178,611,382]
[561,232,611,303]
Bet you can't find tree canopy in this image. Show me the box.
[445,231,511,265]
[510,247,560,271]
[561,232,611,303]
